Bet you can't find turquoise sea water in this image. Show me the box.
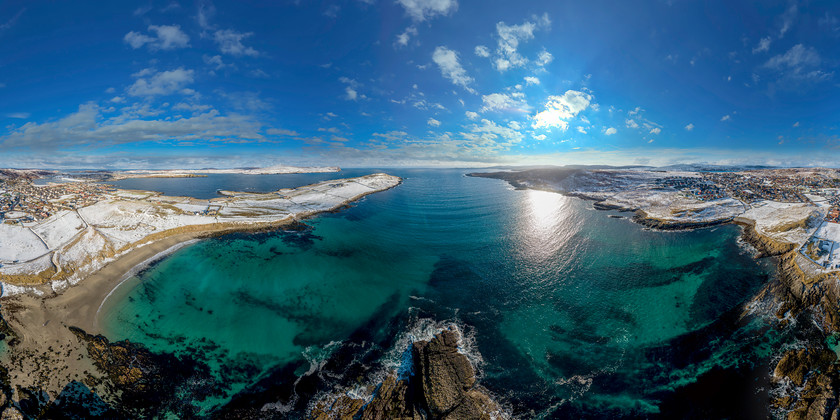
[97,169,785,417]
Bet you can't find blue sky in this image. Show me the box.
[1,0,840,168]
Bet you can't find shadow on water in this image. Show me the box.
[42,381,121,419]
[214,292,412,419]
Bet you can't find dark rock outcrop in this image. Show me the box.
[774,348,836,387]
[772,347,840,420]
[309,327,503,420]
[69,327,216,417]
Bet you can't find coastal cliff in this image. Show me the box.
[308,327,504,420]
[736,220,840,419]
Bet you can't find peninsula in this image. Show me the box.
[0,168,402,417]
[471,166,840,419]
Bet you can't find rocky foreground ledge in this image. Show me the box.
[308,327,505,420]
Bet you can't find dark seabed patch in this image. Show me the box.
[97,169,786,417]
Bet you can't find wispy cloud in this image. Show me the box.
[397,0,458,22]
[0,8,25,34]
[124,25,190,51]
[432,46,475,93]
[763,44,832,84]
[0,103,274,151]
[752,36,771,54]
[127,68,195,97]
[491,14,551,71]
[395,26,417,47]
[213,29,259,56]
[480,92,529,113]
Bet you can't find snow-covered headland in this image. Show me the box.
[0,172,400,296]
[471,166,840,419]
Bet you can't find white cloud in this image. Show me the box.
[524,76,540,85]
[124,32,154,49]
[345,86,358,101]
[765,44,820,69]
[752,37,771,54]
[779,3,797,38]
[492,14,551,72]
[721,114,731,121]
[533,134,547,140]
[464,118,524,146]
[793,121,800,127]
[685,123,694,131]
[465,111,479,120]
[604,127,617,135]
[531,90,591,130]
[480,92,529,113]
[761,44,833,85]
[127,68,195,97]
[625,119,639,129]
[536,50,553,66]
[339,77,365,101]
[396,26,418,47]
[432,46,475,93]
[203,54,233,71]
[427,118,441,127]
[474,45,490,57]
[576,126,587,134]
[6,112,30,119]
[124,25,190,51]
[0,103,269,150]
[172,102,212,112]
[397,0,458,21]
[266,128,299,136]
[649,127,661,134]
[197,1,215,30]
[213,29,258,57]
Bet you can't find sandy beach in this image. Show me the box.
[0,174,402,399]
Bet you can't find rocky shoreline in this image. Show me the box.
[474,170,840,419]
[308,327,504,420]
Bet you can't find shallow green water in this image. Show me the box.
[97,169,781,416]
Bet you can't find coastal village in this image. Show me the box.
[0,169,401,297]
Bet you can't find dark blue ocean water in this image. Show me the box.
[97,169,786,417]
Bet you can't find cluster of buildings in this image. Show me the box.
[0,178,115,223]
[701,172,808,203]
[825,194,840,224]
[655,176,727,201]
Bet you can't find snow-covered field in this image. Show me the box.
[31,210,86,250]
[0,173,400,295]
[741,201,818,245]
[0,224,48,262]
